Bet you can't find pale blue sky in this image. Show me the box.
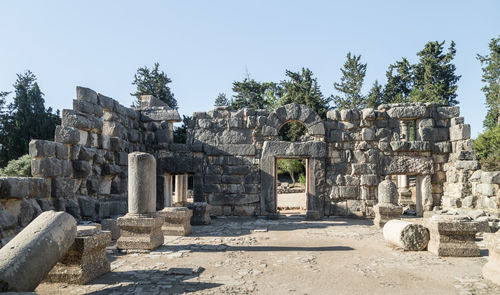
[1,1,499,137]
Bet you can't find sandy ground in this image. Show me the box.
[37,216,500,295]
[277,193,307,210]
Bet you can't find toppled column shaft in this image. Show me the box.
[383,219,429,251]
[0,211,77,292]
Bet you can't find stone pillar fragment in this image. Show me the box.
[383,220,429,251]
[164,173,173,207]
[0,211,77,292]
[188,202,211,225]
[117,152,164,250]
[45,225,111,284]
[483,231,500,285]
[159,207,193,236]
[426,215,480,257]
[373,176,402,228]
[174,174,185,206]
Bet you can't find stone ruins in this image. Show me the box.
[0,86,500,291]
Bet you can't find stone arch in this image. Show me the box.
[264,104,325,138]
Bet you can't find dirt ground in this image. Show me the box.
[37,216,500,295]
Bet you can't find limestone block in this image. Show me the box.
[45,226,111,284]
[387,105,428,119]
[383,220,429,251]
[73,99,103,117]
[101,218,121,240]
[116,215,164,250]
[476,183,496,196]
[29,139,55,158]
[31,157,62,177]
[159,207,193,236]
[373,203,402,228]
[380,155,433,175]
[450,124,471,141]
[72,160,91,178]
[0,211,76,292]
[482,232,500,285]
[436,106,460,119]
[481,171,500,184]
[188,202,211,225]
[76,86,98,104]
[97,93,115,110]
[426,215,480,257]
[77,195,96,218]
[55,142,68,160]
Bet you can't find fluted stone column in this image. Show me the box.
[164,173,173,207]
[373,176,403,228]
[117,152,164,250]
[158,173,193,236]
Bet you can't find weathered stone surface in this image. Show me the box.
[188,202,211,225]
[101,218,120,240]
[31,158,63,177]
[373,203,402,228]
[45,226,111,284]
[76,86,98,104]
[0,211,76,292]
[127,152,156,215]
[450,124,471,141]
[483,231,500,285]
[379,156,433,175]
[378,176,398,204]
[159,207,193,236]
[383,220,429,251]
[29,140,55,158]
[116,215,164,250]
[426,215,480,257]
[387,105,428,119]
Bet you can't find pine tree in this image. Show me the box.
[332,53,367,110]
[231,78,268,110]
[0,71,60,167]
[410,41,461,105]
[383,58,413,103]
[131,62,177,108]
[214,93,230,107]
[280,68,330,118]
[366,80,383,108]
[477,36,500,130]
[173,115,192,144]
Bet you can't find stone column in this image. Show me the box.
[181,173,189,204]
[373,176,403,228]
[45,225,111,284]
[0,211,77,292]
[398,175,413,207]
[416,175,433,217]
[174,174,184,206]
[159,173,193,236]
[117,152,164,250]
[164,173,173,207]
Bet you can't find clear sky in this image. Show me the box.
[1,1,499,137]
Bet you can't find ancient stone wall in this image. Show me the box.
[1,87,180,246]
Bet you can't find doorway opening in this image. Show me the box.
[275,158,308,215]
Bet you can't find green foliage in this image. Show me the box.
[474,125,500,171]
[0,154,32,177]
[173,115,192,143]
[410,41,460,105]
[277,159,305,185]
[478,36,500,130]
[231,78,277,110]
[278,121,307,142]
[131,62,177,109]
[332,53,367,110]
[366,80,383,108]
[0,71,60,167]
[279,68,330,118]
[214,93,231,107]
[298,173,306,185]
[383,58,413,104]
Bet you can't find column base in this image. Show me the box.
[117,213,164,250]
[159,207,193,236]
[426,215,480,257]
[45,226,111,284]
[373,203,402,228]
[188,202,211,225]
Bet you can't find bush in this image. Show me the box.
[298,173,306,185]
[474,126,500,171]
[0,154,32,177]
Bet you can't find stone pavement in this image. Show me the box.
[36,216,500,295]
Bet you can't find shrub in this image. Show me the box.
[0,154,32,177]
[298,173,306,185]
[474,126,500,171]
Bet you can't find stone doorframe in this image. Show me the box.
[260,141,327,220]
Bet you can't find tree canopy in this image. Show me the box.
[0,71,60,167]
[131,62,177,108]
[478,36,500,130]
[332,53,367,110]
[214,93,231,107]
